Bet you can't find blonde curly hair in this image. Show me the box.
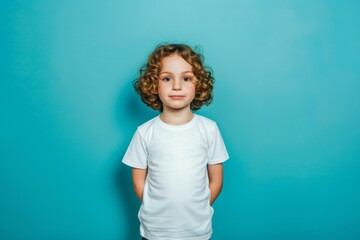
[133,43,214,111]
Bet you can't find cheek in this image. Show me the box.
[157,84,167,98]
[187,84,196,97]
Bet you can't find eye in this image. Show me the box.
[162,76,171,82]
[183,76,192,81]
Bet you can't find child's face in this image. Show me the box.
[158,53,196,112]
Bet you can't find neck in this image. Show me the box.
[160,107,194,125]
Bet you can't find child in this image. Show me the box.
[122,43,229,240]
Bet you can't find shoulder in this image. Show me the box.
[195,114,218,134]
[137,116,158,138]
[196,114,217,127]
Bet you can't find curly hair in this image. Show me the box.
[133,43,215,111]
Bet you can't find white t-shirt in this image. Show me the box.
[122,114,229,240]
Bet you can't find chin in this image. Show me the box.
[167,105,190,110]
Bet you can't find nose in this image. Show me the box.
[172,79,182,90]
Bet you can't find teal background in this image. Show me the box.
[1,0,359,239]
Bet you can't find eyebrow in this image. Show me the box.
[160,71,193,75]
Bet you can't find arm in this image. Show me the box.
[207,163,223,206]
[132,168,147,202]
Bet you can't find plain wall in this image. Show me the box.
[1,0,359,239]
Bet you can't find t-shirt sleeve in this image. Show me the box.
[122,128,148,169]
[207,123,229,165]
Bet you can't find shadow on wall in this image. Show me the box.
[113,78,156,239]
[114,163,140,240]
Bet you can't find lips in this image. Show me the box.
[169,95,185,99]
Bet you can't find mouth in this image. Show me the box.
[169,95,185,99]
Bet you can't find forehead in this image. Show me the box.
[161,53,193,72]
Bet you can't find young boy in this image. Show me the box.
[122,43,229,240]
